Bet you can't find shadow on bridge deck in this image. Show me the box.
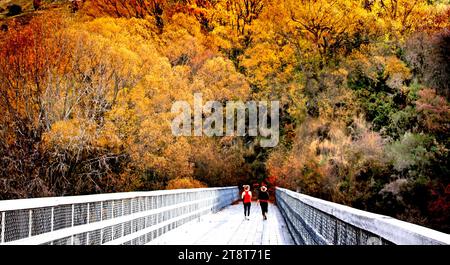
[147,202,295,245]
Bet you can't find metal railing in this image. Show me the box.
[276,187,450,245]
[0,187,239,245]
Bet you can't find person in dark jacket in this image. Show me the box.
[258,186,269,220]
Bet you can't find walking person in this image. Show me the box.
[258,186,269,220]
[241,185,252,220]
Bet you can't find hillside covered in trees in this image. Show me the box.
[0,0,449,232]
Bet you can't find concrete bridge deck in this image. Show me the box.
[148,202,294,245]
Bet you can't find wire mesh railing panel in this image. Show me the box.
[123,220,132,236]
[138,197,146,212]
[123,199,131,216]
[74,232,87,245]
[4,210,29,242]
[102,201,113,221]
[31,207,52,236]
[88,229,101,245]
[89,202,101,223]
[131,198,138,214]
[52,236,72,245]
[113,223,122,240]
[53,205,72,231]
[113,200,123,218]
[74,203,88,226]
[132,219,137,233]
[102,226,113,244]
[145,231,152,243]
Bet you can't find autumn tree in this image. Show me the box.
[166,177,207,189]
[82,0,167,30]
[405,29,450,99]
[415,88,450,134]
[0,15,164,197]
[371,0,431,36]
[211,0,267,67]
[0,13,70,198]
[286,0,373,67]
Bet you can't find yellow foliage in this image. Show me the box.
[211,0,266,51]
[370,0,433,37]
[384,56,412,89]
[194,57,250,101]
[42,119,95,149]
[346,45,412,91]
[241,41,296,94]
[95,121,123,151]
[285,0,367,58]
[99,24,250,181]
[166,177,207,190]
[160,13,208,67]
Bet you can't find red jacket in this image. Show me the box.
[242,191,252,203]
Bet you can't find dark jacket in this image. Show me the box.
[258,191,269,202]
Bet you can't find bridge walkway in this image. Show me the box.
[148,202,294,245]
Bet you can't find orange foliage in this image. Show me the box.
[0,11,70,143]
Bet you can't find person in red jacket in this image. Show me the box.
[241,185,252,220]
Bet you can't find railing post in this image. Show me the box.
[110,200,115,243]
[131,198,134,215]
[111,200,115,218]
[156,196,159,224]
[50,207,54,245]
[71,204,75,245]
[86,203,90,245]
[121,199,124,238]
[28,210,32,238]
[131,198,134,238]
[50,207,54,232]
[100,201,103,244]
[1,211,5,243]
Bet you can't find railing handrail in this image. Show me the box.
[276,187,450,245]
[0,186,237,211]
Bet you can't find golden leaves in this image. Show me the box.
[194,56,250,101]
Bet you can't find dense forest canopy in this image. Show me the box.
[0,0,449,232]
